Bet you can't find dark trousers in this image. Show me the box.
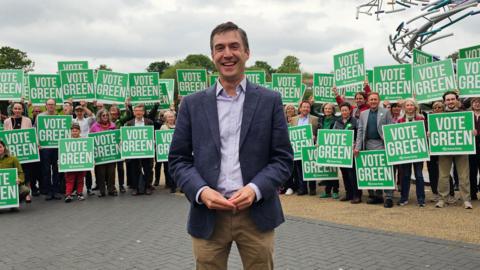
[155,162,174,188]
[23,162,42,194]
[293,160,316,193]
[95,163,116,195]
[340,167,361,200]
[126,160,134,188]
[325,180,339,194]
[400,162,425,203]
[40,148,59,196]
[468,154,480,199]
[85,171,93,190]
[129,158,153,193]
[117,161,125,187]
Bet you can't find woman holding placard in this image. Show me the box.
[333,102,361,203]
[4,102,34,203]
[397,98,426,207]
[318,103,340,199]
[159,111,176,193]
[90,109,117,197]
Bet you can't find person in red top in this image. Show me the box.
[397,98,426,207]
[332,80,371,119]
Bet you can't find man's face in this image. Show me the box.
[368,94,380,109]
[46,100,56,113]
[444,94,458,110]
[63,103,72,114]
[134,107,144,119]
[211,30,250,82]
[109,108,119,120]
[299,103,310,116]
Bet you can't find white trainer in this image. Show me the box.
[464,201,473,209]
[285,188,294,195]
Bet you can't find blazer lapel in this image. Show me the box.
[202,85,221,153]
[239,81,260,149]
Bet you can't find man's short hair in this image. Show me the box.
[210,22,249,52]
[354,92,367,100]
[442,90,458,101]
[367,92,381,100]
[134,103,145,110]
[298,100,311,108]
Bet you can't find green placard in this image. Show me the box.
[413,49,433,66]
[128,72,160,104]
[339,83,363,99]
[209,74,219,87]
[383,121,429,165]
[155,129,174,162]
[245,70,266,85]
[95,70,128,104]
[288,124,313,160]
[159,78,175,105]
[272,73,302,105]
[58,138,94,172]
[312,73,335,103]
[301,146,338,180]
[120,126,154,159]
[366,69,374,85]
[334,48,365,88]
[0,128,39,164]
[0,168,19,209]
[88,130,122,165]
[316,129,354,168]
[457,57,480,97]
[0,69,24,101]
[176,69,207,96]
[428,111,475,155]
[459,44,480,59]
[373,64,412,102]
[158,82,170,110]
[36,115,72,148]
[355,150,395,190]
[60,69,95,101]
[413,59,457,104]
[57,61,89,71]
[28,74,63,106]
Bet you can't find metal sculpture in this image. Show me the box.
[357,0,480,63]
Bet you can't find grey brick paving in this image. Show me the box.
[1,190,479,270]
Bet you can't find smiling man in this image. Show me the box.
[169,22,293,269]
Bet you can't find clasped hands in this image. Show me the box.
[200,186,256,211]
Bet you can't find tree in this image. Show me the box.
[95,64,112,73]
[248,60,275,81]
[276,55,301,73]
[146,61,170,76]
[446,51,459,64]
[184,54,215,72]
[0,46,34,72]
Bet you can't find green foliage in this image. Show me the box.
[248,60,275,81]
[0,46,34,72]
[95,64,112,73]
[276,55,301,74]
[183,54,215,72]
[146,61,170,76]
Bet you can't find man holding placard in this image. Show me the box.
[124,104,154,196]
[355,92,394,207]
[433,91,473,209]
[291,101,318,195]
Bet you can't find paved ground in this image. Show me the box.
[2,189,480,270]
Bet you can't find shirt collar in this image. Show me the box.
[215,76,247,97]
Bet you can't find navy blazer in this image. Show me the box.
[168,81,294,239]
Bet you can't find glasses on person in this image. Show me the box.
[101,114,108,117]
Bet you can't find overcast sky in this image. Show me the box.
[1,0,478,74]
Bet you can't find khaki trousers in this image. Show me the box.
[438,155,471,202]
[192,210,274,270]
